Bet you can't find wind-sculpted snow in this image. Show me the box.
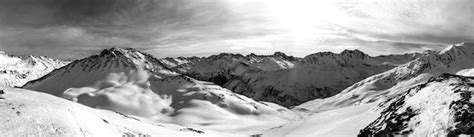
[359,74,474,136]
[56,69,297,123]
[0,52,68,87]
[22,47,297,133]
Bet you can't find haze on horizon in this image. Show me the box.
[0,0,472,59]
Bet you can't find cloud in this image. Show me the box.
[0,0,472,59]
[335,0,474,44]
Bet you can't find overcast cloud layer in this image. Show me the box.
[0,0,472,59]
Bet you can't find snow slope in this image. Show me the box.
[0,87,236,137]
[261,103,380,137]
[297,42,474,112]
[22,47,297,134]
[359,74,473,136]
[0,51,68,87]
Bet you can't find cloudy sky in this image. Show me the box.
[0,0,472,59]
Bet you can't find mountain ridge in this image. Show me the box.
[0,51,68,87]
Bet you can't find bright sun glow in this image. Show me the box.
[227,0,348,40]
[262,0,346,39]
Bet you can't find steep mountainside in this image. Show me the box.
[359,74,473,136]
[22,47,298,132]
[297,42,474,112]
[0,51,68,87]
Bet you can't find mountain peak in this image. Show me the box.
[340,49,367,56]
[99,47,139,56]
[273,51,287,57]
[458,42,474,46]
[439,42,474,54]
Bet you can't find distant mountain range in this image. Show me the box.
[161,49,420,107]
[0,51,68,87]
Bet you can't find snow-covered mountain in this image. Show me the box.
[171,50,418,107]
[22,47,298,133]
[0,51,68,87]
[359,73,473,136]
[296,42,474,112]
[22,47,177,95]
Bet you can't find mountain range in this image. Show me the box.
[1,42,473,136]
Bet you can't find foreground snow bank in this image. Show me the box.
[261,103,380,137]
[0,88,237,137]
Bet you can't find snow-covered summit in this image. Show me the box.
[439,42,474,54]
[22,47,176,95]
